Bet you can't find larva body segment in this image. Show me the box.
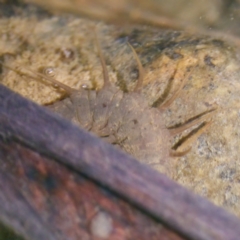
[107,91,170,164]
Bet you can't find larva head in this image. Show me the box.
[69,82,122,133]
[89,84,123,134]
[68,84,96,130]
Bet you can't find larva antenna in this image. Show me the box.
[29,70,75,95]
[127,43,145,92]
[0,62,75,95]
[93,29,110,88]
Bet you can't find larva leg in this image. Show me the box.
[170,120,212,157]
[99,131,127,146]
[169,148,192,157]
[94,30,110,88]
[156,67,191,110]
[168,108,216,136]
[127,43,145,92]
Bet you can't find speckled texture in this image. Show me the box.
[0,15,109,104]
[2,1,240,218]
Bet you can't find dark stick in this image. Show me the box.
[0,84,239,240]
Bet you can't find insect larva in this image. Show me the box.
[2,34,215,177]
